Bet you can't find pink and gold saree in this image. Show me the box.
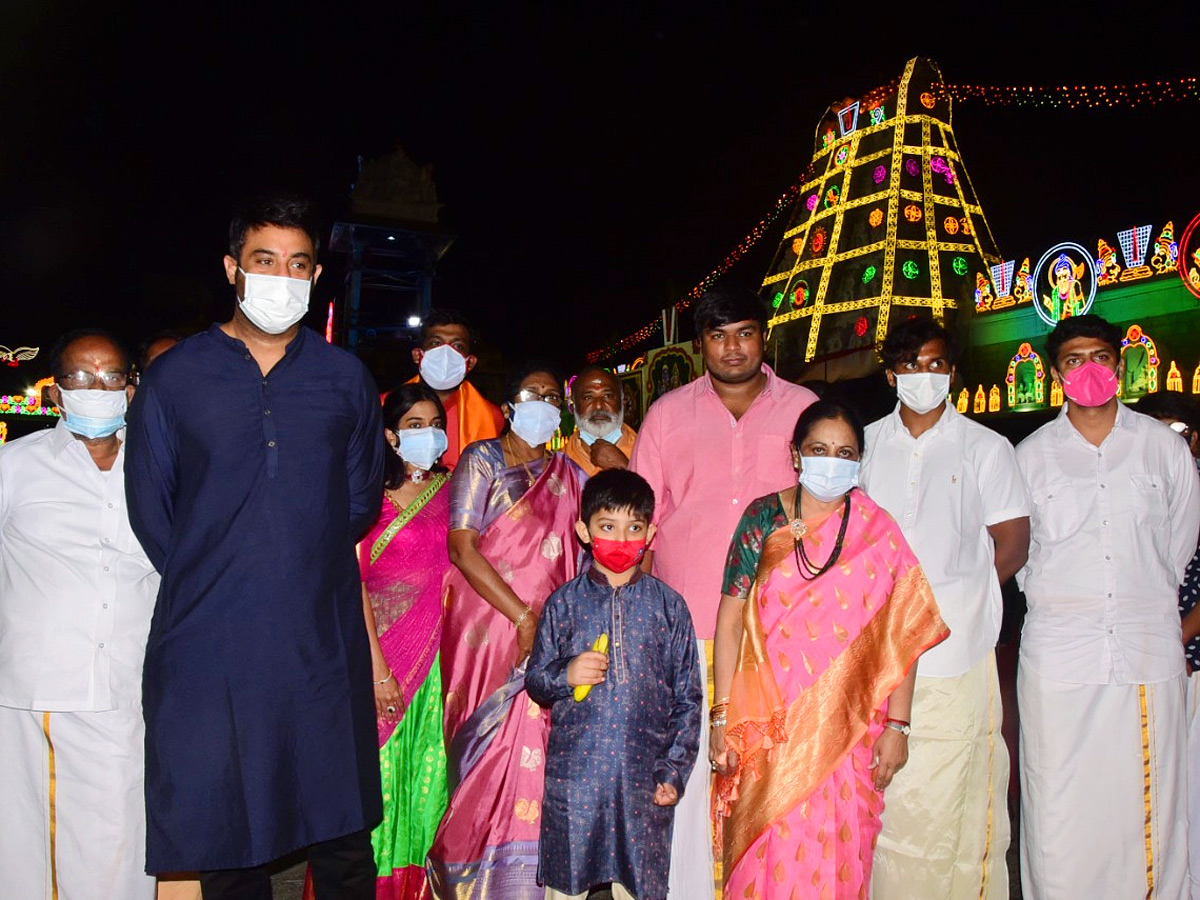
[714,491,947,899]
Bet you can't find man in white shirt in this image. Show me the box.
[862,318,1028,900]
[1016,313,1200,900]
[0,329,159,899]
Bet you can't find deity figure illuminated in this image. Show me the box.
[1042,253,1087,321]
[1150,221,1177,274]
[1096,239,1122,285]
[1190,248,1200,290]
[1013,257,1033,304]
[974,272,995,311]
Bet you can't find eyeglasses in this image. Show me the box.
[57,370,130,390]
[514,388,564,407]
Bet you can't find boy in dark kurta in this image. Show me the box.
[526,469,702,900]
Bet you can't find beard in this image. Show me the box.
[578,407,623,438]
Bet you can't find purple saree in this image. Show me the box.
[427,442,585,900]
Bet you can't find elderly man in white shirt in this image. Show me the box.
[861,318,1029,900]
[1017,314,1200,900]
[0,330,159,899]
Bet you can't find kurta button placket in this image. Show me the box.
[260,369,280,477]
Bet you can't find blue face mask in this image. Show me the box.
[396,427,448,471]
[580,425,623,446]
[58,388,127,439]
[798,455,860,502]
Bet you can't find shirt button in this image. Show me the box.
[268,440,277,448]
[1102,519,1108,526]
[1100,483,1106,489]
[98,642,105,649]
[732,498,738,505]
[244,354,252,361]
[1105,555,1111,561]
[264,409,272,416]
[102,537,111,544]
[103,566,110,572]
[106,502,114,508]
[102,603,109,609]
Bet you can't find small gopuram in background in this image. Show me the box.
[761,57,1001,382]
[330,144,454,359]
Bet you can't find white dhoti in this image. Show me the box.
[1018,664,1188,900]
[1188,673,1200,900]
[871,651,1010,900]
[0,705,156,900]
[668,637,716,900]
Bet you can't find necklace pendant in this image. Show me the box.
[408,470,426,483]
[789,518,808,540]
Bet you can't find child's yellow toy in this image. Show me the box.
[573,633,609,702]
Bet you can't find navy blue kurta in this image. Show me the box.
[125,325,385,870]
[526,566,701,900]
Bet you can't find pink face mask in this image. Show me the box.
[1061,360,1119,407]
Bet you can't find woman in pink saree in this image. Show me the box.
[710,400,947,899]
[427,362,587,900]
[304,384,453,900]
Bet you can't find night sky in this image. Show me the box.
[3,3,1198,389]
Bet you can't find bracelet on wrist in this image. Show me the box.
[711,715,727,728]
[513,606,532,629]
[883,717,910,736]
[373,671,394,686]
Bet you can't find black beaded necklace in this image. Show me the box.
[790,487,852,581]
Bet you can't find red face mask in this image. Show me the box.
[591,537,646,573]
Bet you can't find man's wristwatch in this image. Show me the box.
[883,717,911,736]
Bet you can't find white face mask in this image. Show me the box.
[798,456,860,503]
[237,268,311,334]
[419,344,468,391]
[395,427,449,471]
[509,399,561,448]
[58,388,128,439]
[894,372,950,415]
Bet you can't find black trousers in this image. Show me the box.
[198,829,375,900]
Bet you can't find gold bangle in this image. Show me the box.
[373,671,394,686]
[514,606,532,628]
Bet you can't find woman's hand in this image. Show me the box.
[870,727,908,791]
[374,676,404,725]
[515,611,539,667]
[709,723,739,777]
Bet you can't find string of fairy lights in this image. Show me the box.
[938,77,1199,109]
[585,161,818,363]
[587,75,1200,364]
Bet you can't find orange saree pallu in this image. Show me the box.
[714,491,947,899]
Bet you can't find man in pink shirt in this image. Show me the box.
[630,286,816,900]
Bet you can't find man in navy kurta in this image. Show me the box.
[125,194,384,898]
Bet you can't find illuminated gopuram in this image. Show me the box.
[761,57,1001,379]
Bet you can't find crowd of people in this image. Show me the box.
[2,191,1199,900]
